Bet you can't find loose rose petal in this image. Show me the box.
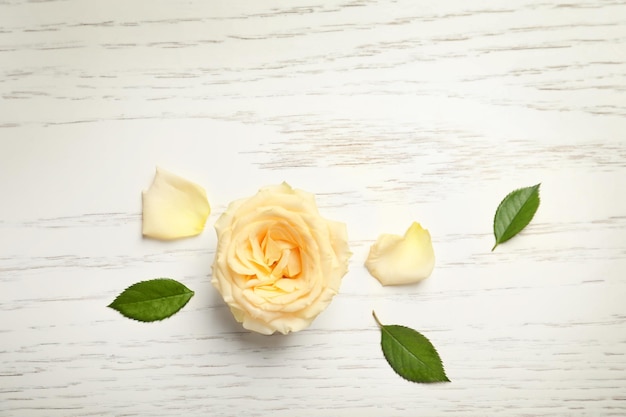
[365,222,435,286]
[142,167,210,240]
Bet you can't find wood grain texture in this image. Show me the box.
[1,1,625,416]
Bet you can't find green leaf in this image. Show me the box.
[108,278,194,322]
[373,311,450,383]
[492,183,541,251]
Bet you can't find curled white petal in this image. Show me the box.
[142,167,211,240]
[365,222,435,286]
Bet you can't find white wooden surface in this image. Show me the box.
[1,1,625,416]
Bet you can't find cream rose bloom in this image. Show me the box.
[211,183,351,335]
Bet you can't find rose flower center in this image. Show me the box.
[260,228,302,279]
[240,224,305,296]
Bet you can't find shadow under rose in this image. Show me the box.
[208,286,296,350]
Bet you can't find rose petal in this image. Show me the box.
[365,222,435,286]
[142,167,211,240]
[211,183,351,335]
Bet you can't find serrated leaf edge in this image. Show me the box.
[108,291,194,309]
[107,278,194,323]
[108,294,193,323]
[492,183,541,251]
[373,311,450,383]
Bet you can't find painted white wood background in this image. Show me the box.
[1,1,625,416]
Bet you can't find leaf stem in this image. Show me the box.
[372,310,383,328]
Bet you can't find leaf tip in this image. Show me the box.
[107,297,120,309]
